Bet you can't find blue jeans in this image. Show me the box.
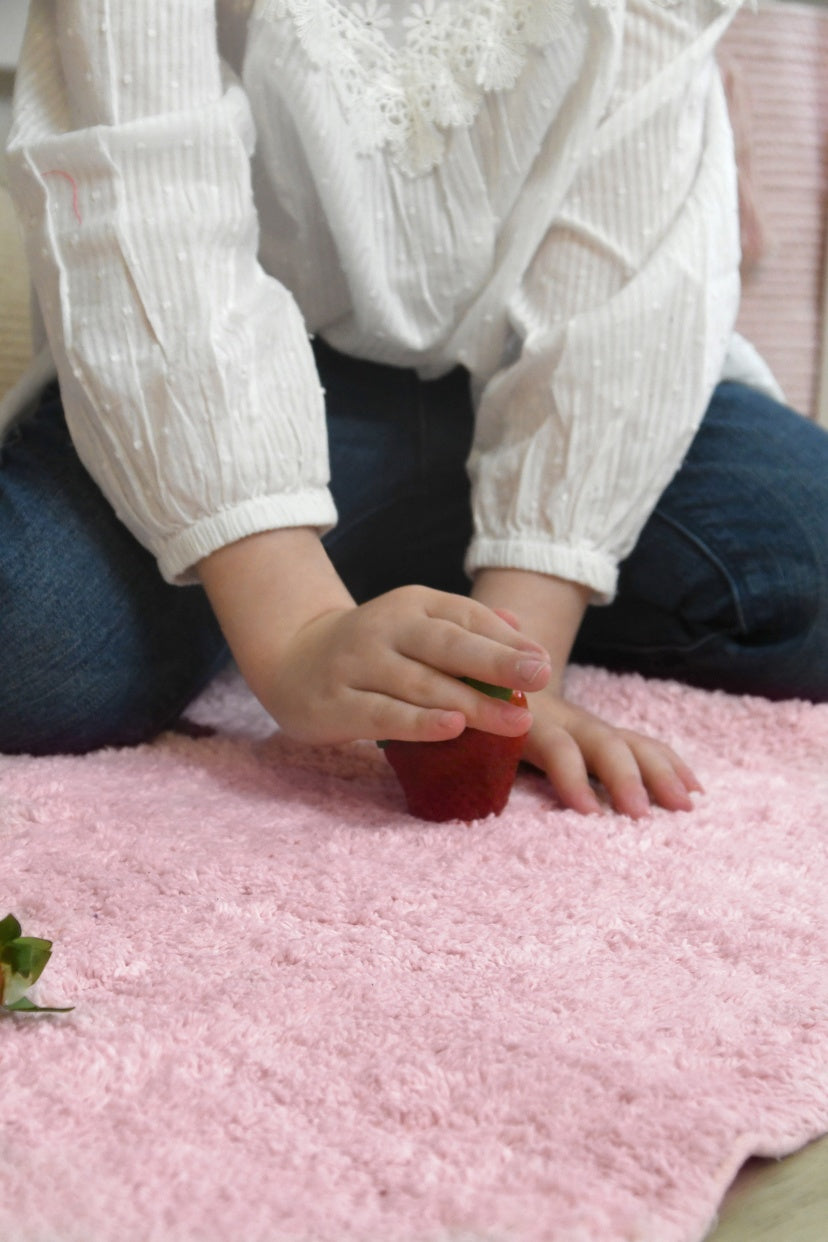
[2,338,827,755]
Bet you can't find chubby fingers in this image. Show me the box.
[524,704,703,817]
[491,607,522,631]
[387,587,553,701]
[346,657,534,740]
[281,587,550,745]
[354,693,470,745]
[397,658,535,736]
[582,732,700,818]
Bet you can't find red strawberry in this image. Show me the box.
[381,679,529,822]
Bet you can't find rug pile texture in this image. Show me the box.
[3,666,828,1242]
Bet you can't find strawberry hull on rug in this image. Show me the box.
[2,666,828,1242]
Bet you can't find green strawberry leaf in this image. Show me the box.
[0,915,73,1015]
[0,913,23,947]
[460,677,514,702]
[3,996,74,1014]
[1,936,53,986]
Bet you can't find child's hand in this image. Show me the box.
[472,565,703,817]
[519,688,702,818]
[263,585,551,745]
[197,529,551,747]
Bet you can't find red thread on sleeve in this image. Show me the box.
[43,169,83,225]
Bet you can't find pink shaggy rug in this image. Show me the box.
[3,666,828,1242]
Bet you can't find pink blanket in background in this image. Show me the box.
[2,666,828,1242]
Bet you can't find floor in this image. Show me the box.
[1,42,827,1242]
[710,1135,828,1241]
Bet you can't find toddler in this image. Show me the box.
[3,0,827,817]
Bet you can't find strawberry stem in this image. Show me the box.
[460,677,514,701]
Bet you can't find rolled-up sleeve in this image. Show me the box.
[466,1,742,603]
[6,0,336,584]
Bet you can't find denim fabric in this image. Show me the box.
[1,345,827,756]
[318,340,474,603]
[571,381,828,702]
[0,386,231,755]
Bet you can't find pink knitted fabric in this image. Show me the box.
[3,666,828,1242]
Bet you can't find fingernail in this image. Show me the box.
[504,706,532,732]
[629,793,651,819]
[516,658,550,686]
[668,777,694,809]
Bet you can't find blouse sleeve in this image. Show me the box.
[465,1,742,604]
[6,0,336,584]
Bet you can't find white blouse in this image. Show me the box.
[5,0,780,598]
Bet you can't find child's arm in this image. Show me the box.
[472,568,701,818]
[6,2,335,587]
[461,6,739,813]
[466,5,740,608]
[197,529,552,745]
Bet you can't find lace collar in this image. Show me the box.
[260,0,741,175]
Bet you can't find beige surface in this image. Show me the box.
[1,68,32,399]
[0,182,32,398]
[709,1134,828,1241]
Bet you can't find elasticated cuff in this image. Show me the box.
[464,536,618,605]
[156,490,339,585]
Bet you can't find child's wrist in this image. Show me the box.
[471,567,589,689]
[196,527,354,684]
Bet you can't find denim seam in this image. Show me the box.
[650,505,749,635]
[582,628,737,660]
[322,483,422,555]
